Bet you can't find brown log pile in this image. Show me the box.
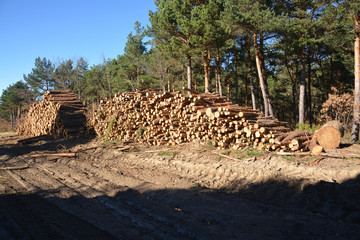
[92,90,294,150]
[17,90,87,138]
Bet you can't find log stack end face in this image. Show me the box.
[17,90,87,138]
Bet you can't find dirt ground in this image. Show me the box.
[1,132,360,240]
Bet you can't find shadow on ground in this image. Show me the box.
[0,135,95,157]
[1,172,360,240]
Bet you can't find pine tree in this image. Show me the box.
[23,57,55,98]
[150,0,200,92]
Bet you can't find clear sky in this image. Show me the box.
[0,0,157,95]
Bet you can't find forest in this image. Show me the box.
[0,0,359,142]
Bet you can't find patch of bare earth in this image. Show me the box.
[1,133,360,239]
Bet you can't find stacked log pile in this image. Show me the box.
[17,90,87,138]
[92,90,297,150]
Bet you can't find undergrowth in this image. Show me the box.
[101,139,120,148]
[105,115,117,141]
[231,147,267,160]
[296,123,322,132]
[158,151,177,158]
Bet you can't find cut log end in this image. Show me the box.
[317,121,343,149]
[311,145,323,155]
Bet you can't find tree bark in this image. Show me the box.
[352,11,360,143]
[247,34,256,110]
[203,50,210,93]
[187,54,192,95]
[234,46,239,103]
[216,46,222,96]
[259,34,273,116]
[167,67,171,92]
[299,47,306,124]
[181,63,185,91]
[290,60,297,124]
[307,51,313,125]
[254,33,272,116]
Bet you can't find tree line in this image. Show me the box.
[1,0,359,142]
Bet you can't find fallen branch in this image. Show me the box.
[276,152,311,156]
[0,164,29,170]
[74,146,98,153]
[319,153,360,158]
[24,152,77,158]
[308,156,325,167]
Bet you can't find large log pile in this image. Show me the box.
[92,90,295,150]
[17,90,87,138]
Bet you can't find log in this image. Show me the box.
[24,153,77,158]
[309,130,323,154]
[317,121,343,149]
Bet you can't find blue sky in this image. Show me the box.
[0,0,157,95]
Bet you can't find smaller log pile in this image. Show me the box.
[273,130,314,152]
[92,90,292,150]
[17,90,87,138]
[272,120,345,154]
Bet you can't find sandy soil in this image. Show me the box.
[1,133,360,240]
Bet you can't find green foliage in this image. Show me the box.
[281,155,295,162]
[105,115,117,141]
[221,150,231,156]
[158,151,177,158]
[296,123,322,132]
[23,57,55,98]
[0,81,34,127]
[232,148,266,159]
[136,126,147,139]
[101,139,120,148]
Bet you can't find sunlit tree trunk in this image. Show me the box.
[352,11,360,143]
[259,34,273,116]
[246,34,256,110]
[203,50,210,93]
[234,46,239,103]
[299,47,306,124]
[187,54,192,94]
[215,46,222,96]
[254,33,272,116]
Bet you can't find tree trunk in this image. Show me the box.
[352,11,360,143]
[254,33,271,116]
[181,63,185,91]
[215,66,219,93]
[259,34,273,116]
[203,51,210,93]
[187,54,192,95]
[167,68,171,92]
[216,46,222,96]
[234,46,239,103]
[307,51,313,125]
[247,34,256,110]
[227,76,230,101]
[289,60,297,124]
[299,47,306,124]
[136,67,140,89]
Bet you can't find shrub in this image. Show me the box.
[319,87,353,130]
[0,118,13,132]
